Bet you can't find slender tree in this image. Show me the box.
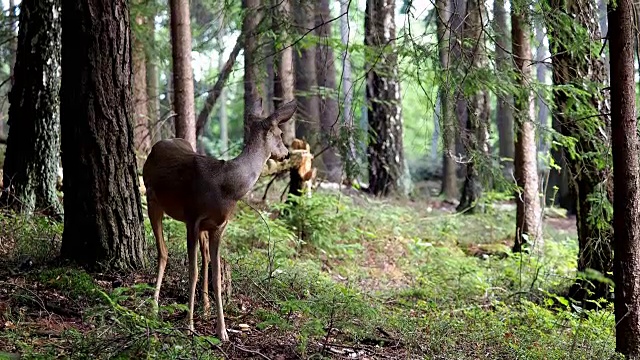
[456,0,489,212]
[609,0,640,355]
[145,1,162,143]
[170,0,196,149]
[511,1,542,252]
[365,0,405,196]
[436,0,458,200]
[339,0,357,180]
[315,0,342,182]
[1,0,62,219]
[535,23,550,153]
[132,2,150,163]
[546,0,613,301]
[493,0,515,180]
[60,0,146,270]
[243,0,263,142]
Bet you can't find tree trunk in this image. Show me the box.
[493,0,515,181]
[609,0,640,355]
[535,22,550,153]
[170,0,196,150]
[452,0,468,178]
[60,0,147,271]
[132,8,150,164]
[8,0,17,87]
[274,0,295,146]
[1,0,62,220]
[511,4,542,252]
[315,0,342,183]
[294,0,320,143]
[598,0,610,81]
[243,0,262,143]
[546,0,613,302]
[436,0,458,200]
[145,10,161,144]
[218,56,229,160]
[456,0,489,213]
[339,0,357,181]
[365,0,406,196]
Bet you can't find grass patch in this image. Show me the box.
[0,188,620,359]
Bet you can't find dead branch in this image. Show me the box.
[195,36,244,138]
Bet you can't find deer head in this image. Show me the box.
[247,98,297,161]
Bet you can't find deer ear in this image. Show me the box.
[270,100,297,125]
[251,98,263,119]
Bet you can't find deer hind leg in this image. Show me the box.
[149,197,167,314]
[209,222,229,341]
[199,230,210,318]
[186,221,200,332]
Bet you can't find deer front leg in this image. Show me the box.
[148,198,167,314]
[209,222,229,341]
[199,231,210,318]
[186,222,199,332]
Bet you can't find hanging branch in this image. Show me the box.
[195,36,244,138]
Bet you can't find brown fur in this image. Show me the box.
[143,99,297,341]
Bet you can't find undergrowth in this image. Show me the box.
[0,189,621,359]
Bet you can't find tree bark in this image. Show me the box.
[535,22,550,153]
[315,0,342,183]
[274,0,295,146]
[8,0,17,87]
[511,4,542,252]
[294,0,320,143]
[609,0,640,355]
[339,0,357,181]
[132,7,150,164]
[546,0,613,302]
[456,0,489,213]
[145,8,162,144]
[169,0,196,150]
[60,0,147,271]
[1,0,62,219]
[452,0,468,178]
[493,0,515,180]
[436,0,458,200]
[243,0,262,143]
[365,0,406,196]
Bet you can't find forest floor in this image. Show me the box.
[0,180,620,359]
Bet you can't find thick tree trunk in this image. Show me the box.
[365,0,405,196]
[493,0,515,180]
[511,5,542,252]
[315,0,342,183]
[456,0,488,213]
[60,0,147,271]
[170,0,196,150]
[8,0,17,87]
[294,0,320,143]
[132,9,150,164]
[609,0,640,355]
[274,0,295,146]
[547,0,612,300]
[243,0,262,143]
[436,0,458,200]
[1,0,62,219]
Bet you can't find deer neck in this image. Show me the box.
[226,136,270,200]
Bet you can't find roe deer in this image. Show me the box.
[143,98,297,341]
